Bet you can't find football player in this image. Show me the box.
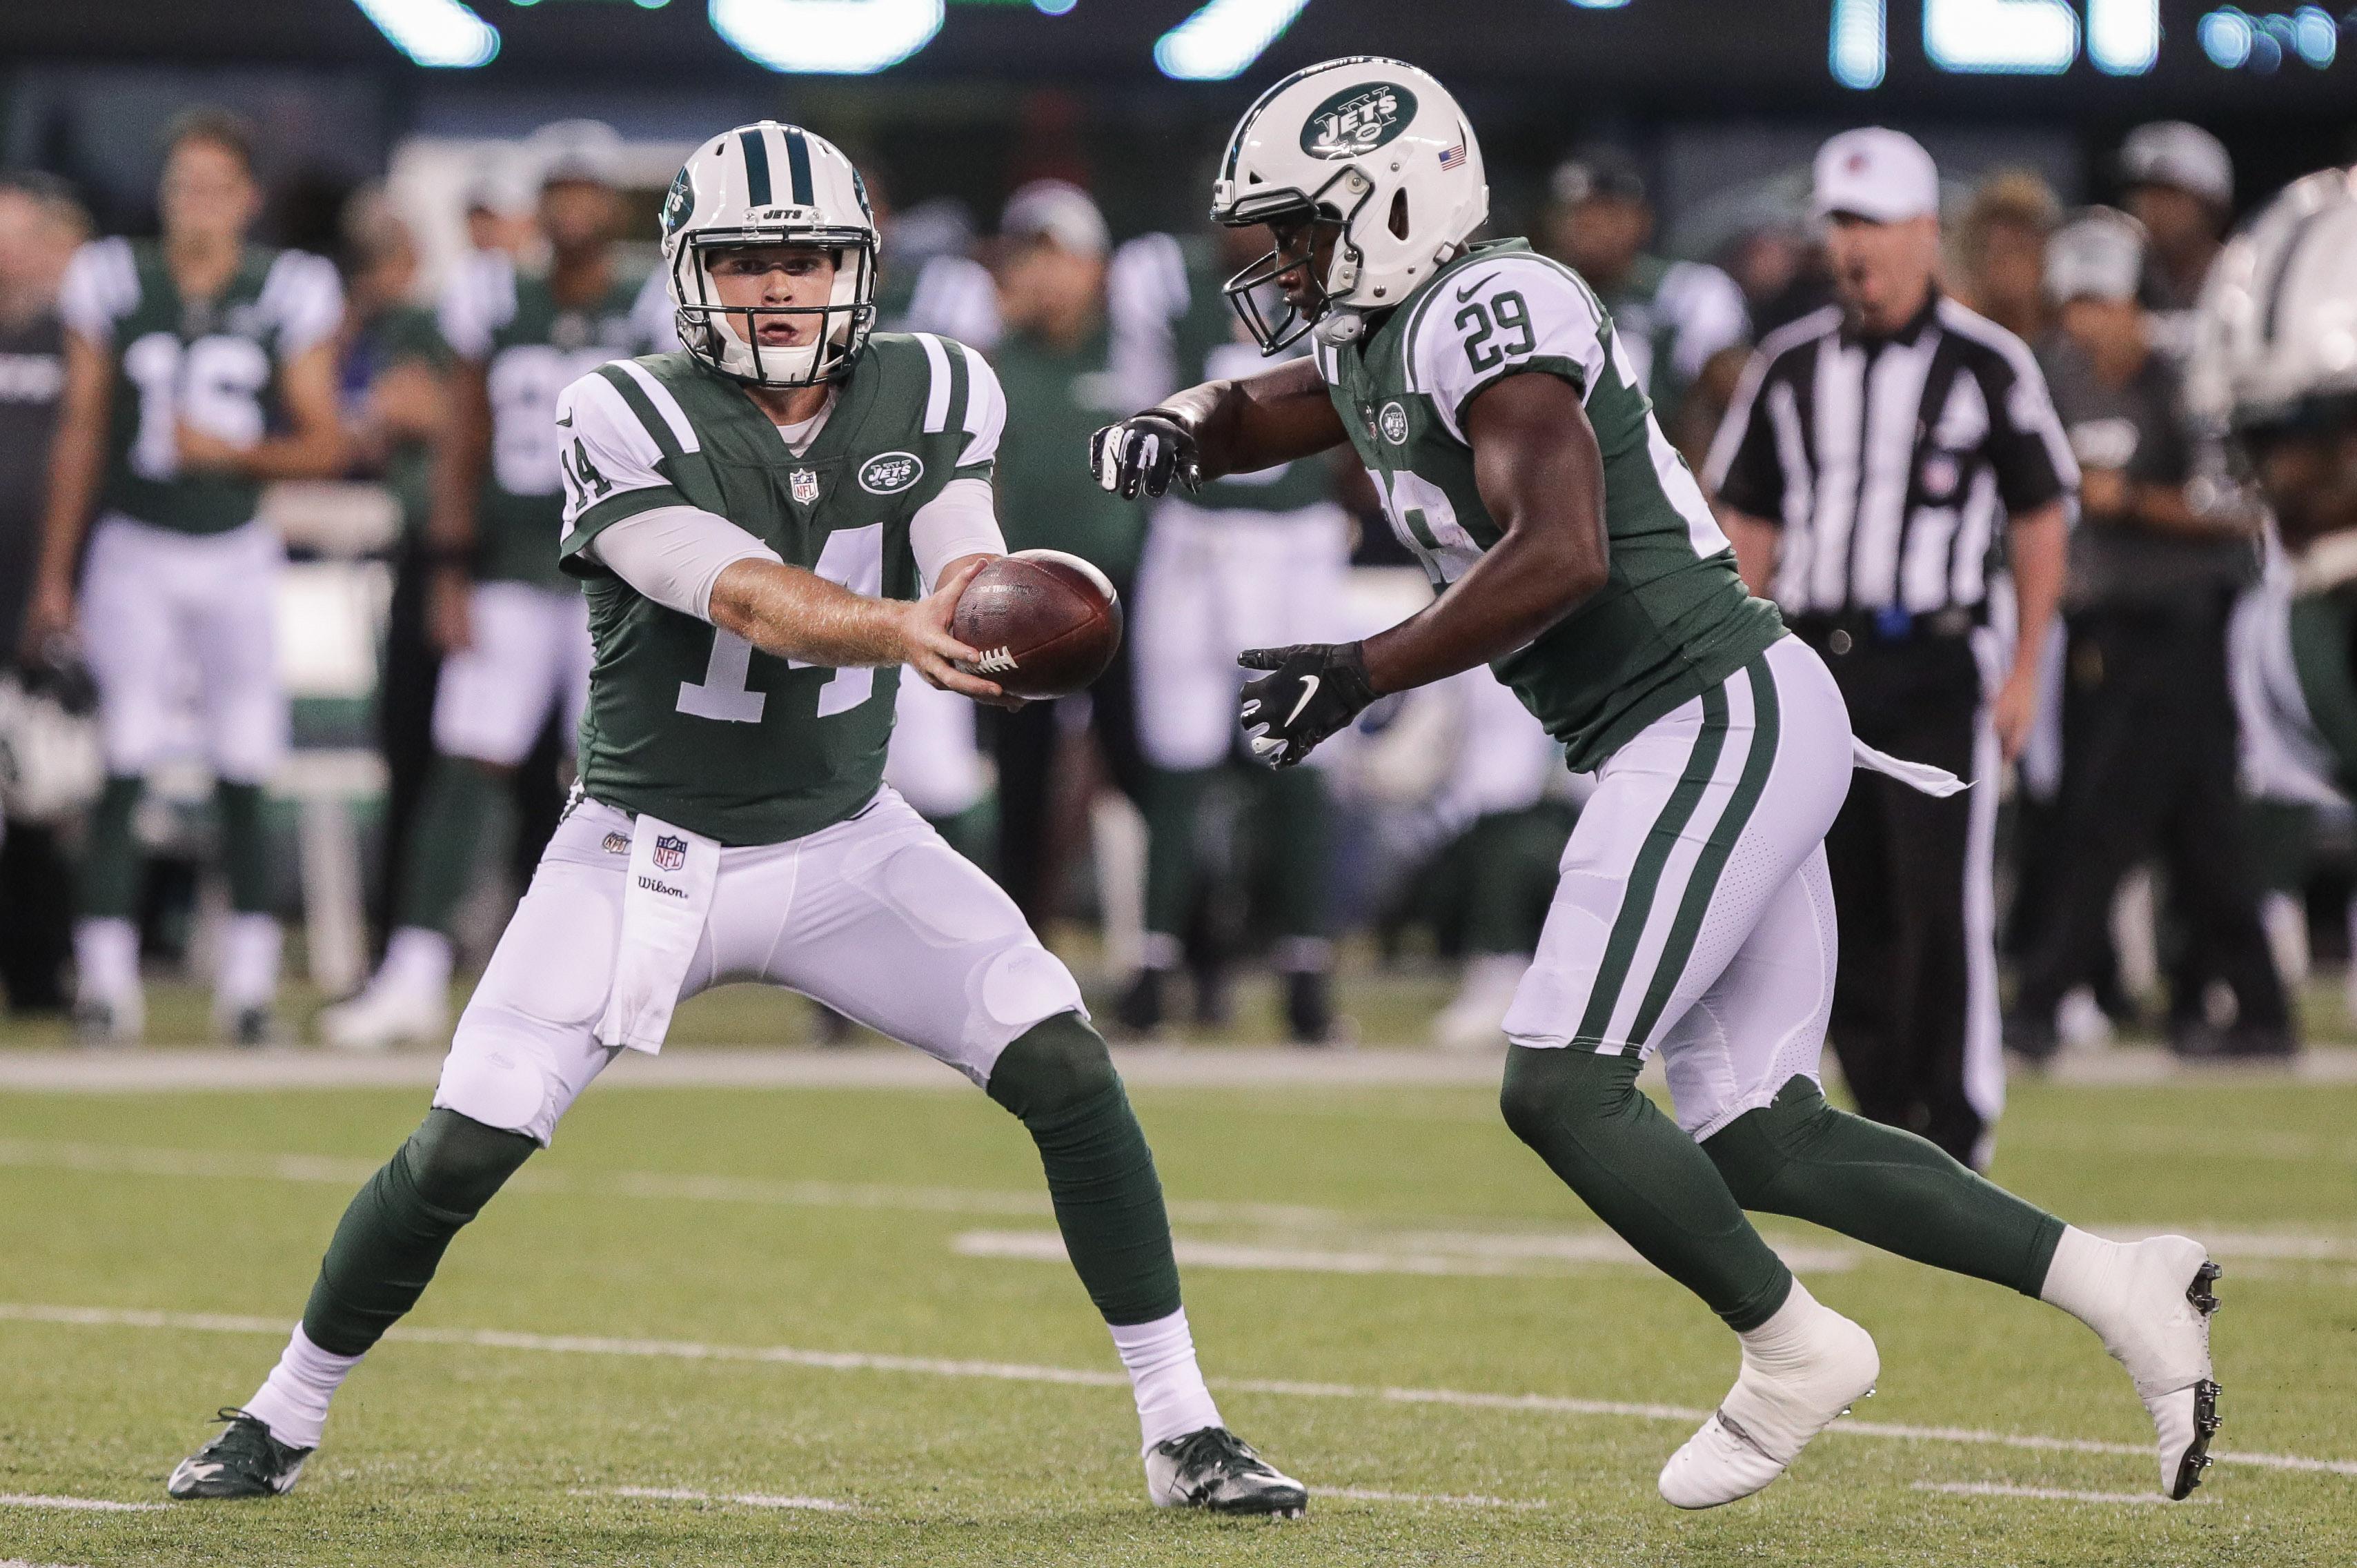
[320,123,675,1049]
[1108,220,1352,1042]
[168,123,1305,1519]
[26,108,346,1043]
[1094,59,2221,1507]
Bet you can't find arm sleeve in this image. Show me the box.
[909,476,1007,592]
[1703,348,1788,521]
[264,251,345,360]
[589,504,781,622]
[1411,257,1610,444]
[55,238,135,346]
[1982,348,2078,515]
[556,368,698,564]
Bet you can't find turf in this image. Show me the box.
[0,1062,2351,1566]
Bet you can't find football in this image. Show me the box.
[950,549,1123,700]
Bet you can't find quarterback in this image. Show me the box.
[1094,58,2221,1506]
[168,123,1305,1518]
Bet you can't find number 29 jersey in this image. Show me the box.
[555,334,1004,846]
[57,237,344,536]
[1312,238,1782,772]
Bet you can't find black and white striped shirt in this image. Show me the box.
[1706,291,2077,619]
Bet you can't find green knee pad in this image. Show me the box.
[78,775,146,920]
[1704,1076,2064,1296]
[988,1012,1181,1326]
[215,781,273,914]
[300,1109,537,1356]
[1500,1045,1791,1330]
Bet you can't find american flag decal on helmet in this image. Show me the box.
[1438,138,1468,170]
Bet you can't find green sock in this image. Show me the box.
[215,781,272,914]
[78,775,146,920]
[395,760,509,935]
[301,1109,537,1356]
[1142,768,1212,951]
[1704,1075,2066,1296]
[1500,1045,1792,1330]
[987,1011,1182,1325]
[1264,765,1330,940]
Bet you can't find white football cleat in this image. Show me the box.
[317,977,447,1052]
[2093,1235,2223,1500]
[1659,1285,1879,1510]
[1144,1426,1308,1517]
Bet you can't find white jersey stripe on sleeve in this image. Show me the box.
[915,331,954,433]
[610,357,702,454]
[954,341,1006,468]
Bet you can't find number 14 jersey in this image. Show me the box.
[555,335,1003,845]
[1312,238,1780,772]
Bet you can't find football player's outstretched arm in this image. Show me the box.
[1092,356,1346,499]
[707,553,1006,702]
[1357,371,1610,695]
[21,329,111,654]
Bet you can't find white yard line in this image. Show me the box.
[954,1228,1861,1277]
[1323,1487,1550,1509]
[4,1302,2348,1481]
[0,1494,168,1512]
[577,1486,852,1511]
[1911,1480,2205,1506]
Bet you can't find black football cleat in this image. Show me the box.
[1283,969,1334,1046]
[166,1407,312,1499]
[1145,1425,1307,1518]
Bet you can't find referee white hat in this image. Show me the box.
[1813,128,1940,224]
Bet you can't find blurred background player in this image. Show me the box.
[1108,219,1350,1042]
[1540,148,1750,470]
[2120,121,2232,361]
[27,108,345,1043]
[985,181,1152,932]
[2009,209,2284,1060]
[319,121,673,1049]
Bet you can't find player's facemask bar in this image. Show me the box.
[672,230,879,388]
[1216,172,1369,353]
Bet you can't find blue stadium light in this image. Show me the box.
[2087,0,2160,72]
[1829,0,1886,87]
[1923,0,2078,74]
[709,0,945,73]
[2292,4,2338,64]
[1565,0,1633,10]
[1032,0,1078,12]
[2199,6,2256,64]
[352,0,501,67]
[1154,0,1313,81]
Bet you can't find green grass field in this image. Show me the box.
[1,1046,2351,1566]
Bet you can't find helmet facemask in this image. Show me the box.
[1215,166,1372,353]
[672,228,878,388]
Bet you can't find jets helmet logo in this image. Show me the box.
[660,166,696,239]
[652,833,687,873]
[1300,83,1419,161]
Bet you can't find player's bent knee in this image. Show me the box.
[401,1107,537,1218]
[1698,1074,1828,1207]
[985,1011,1119,1123]
[433,1035,562,1143]
[1499,1042,1641,1151]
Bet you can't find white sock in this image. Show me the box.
[377,927,454,997]
[1110,1307,1222,1453]
[74,917,139,1002]
[2038,1225,2125,1335]
[215,913,283,1012]
[1738,1277,1830,1371]
[239,1325,363,1451]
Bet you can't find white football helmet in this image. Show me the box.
[661,121,878,387]
[1210,56,1489,352]
[2187,165,2357,435]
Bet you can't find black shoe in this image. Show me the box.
[227,1006,278,1048]
[2223,1026,2297,1060]
[1283,969,1334,1046]
[1144,1425,1308,1518]
[1191,961,1234,1029]
[2004,1009,2059,1065]
[166,1407,312,1499]
[1116,966,1169,1036]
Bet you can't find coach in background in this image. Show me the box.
[2009,212,2287,1060]
[1708,128,2073,1171]
[2119,123,2232,362]
[0,172,91,1015]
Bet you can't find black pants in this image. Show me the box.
[0,817,73,1012]
[2015,599,2287,1040]
[989,596,1149,928]
[1801,625,1993,1167]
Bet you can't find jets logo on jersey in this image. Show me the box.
[858,450,924,495]
[1301,83,1417,161]
[653,833,687,872]
[791,468,822,506]
[1379,401,1410,444]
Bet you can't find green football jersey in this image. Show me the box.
[441,252,673,586]
[555,333,1002,846]
[1107,232,1332,516]
[1312,238,1782,771]
[57,237,343,536]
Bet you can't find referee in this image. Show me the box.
[1707,128,2075,1170]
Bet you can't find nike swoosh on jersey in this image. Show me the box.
[1454,273,1496,302]
[1285,674,1321,726]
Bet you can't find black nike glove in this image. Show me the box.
[1237,642,1378,768]
[1089,412,1201,500]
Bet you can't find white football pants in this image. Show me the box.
[432,582,593,767]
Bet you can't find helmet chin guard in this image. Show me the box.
[660,122,880,388]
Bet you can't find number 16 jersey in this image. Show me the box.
[1312,238,1781,772]
[555,335,1004,846]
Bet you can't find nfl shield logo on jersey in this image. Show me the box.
[653,833,687,873]
[791,468,821,506]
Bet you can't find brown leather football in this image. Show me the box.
[950,549,1123,701]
